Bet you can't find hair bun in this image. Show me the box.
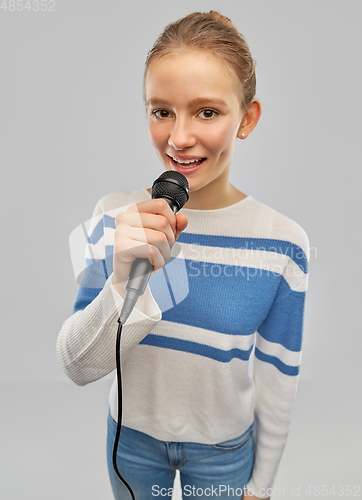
[208,10,232,25]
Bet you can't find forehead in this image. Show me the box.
[145,49,240,104]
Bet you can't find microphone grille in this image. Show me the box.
[152,171,189,210]
[156,170,189,188]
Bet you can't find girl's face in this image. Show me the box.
[145,49,246,206]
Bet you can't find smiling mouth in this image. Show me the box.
[167,155,206,168]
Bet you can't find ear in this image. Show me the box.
[237,100,262,140]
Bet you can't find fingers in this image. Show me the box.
[175,212,189,240]
[121,211,176,245]
[127,226,172,267]
[128,198,177,236]
[112,199,188,291]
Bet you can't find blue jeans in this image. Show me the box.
[106,412,254,499]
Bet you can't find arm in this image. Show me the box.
[56,197,162,386]
[246,231,309,499]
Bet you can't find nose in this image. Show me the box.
[168,117,196,150]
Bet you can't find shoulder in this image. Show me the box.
[248,197,310,262]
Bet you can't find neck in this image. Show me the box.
[187,183,242,210]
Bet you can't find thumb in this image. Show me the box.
[175,213,188,240]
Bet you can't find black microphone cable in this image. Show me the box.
[112,318,136,500]
[112,287,146,499]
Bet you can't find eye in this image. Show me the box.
[199,109,218,119]
[151,109,171,118]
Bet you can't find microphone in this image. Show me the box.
[118,171,189,325]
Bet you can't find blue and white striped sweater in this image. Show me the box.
[58,187,309,498]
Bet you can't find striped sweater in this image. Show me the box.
[57,187,309,498]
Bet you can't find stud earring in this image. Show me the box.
[241,133,245,138]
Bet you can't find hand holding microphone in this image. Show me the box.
[112,171,189,324]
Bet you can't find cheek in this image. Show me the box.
[148,123,167,150]
[202,123,237,155]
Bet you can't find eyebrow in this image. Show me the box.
[146,97,228,108]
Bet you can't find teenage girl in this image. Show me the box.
[57,11,309,500]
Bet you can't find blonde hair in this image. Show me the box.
[143,10,257,113]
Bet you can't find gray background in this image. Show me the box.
[1,0,360,499]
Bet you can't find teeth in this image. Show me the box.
[172,156,202,165]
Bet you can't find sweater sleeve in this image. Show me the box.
[246,231,310,498]
[56,197,162,386]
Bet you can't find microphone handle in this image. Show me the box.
[125,257,153,296]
